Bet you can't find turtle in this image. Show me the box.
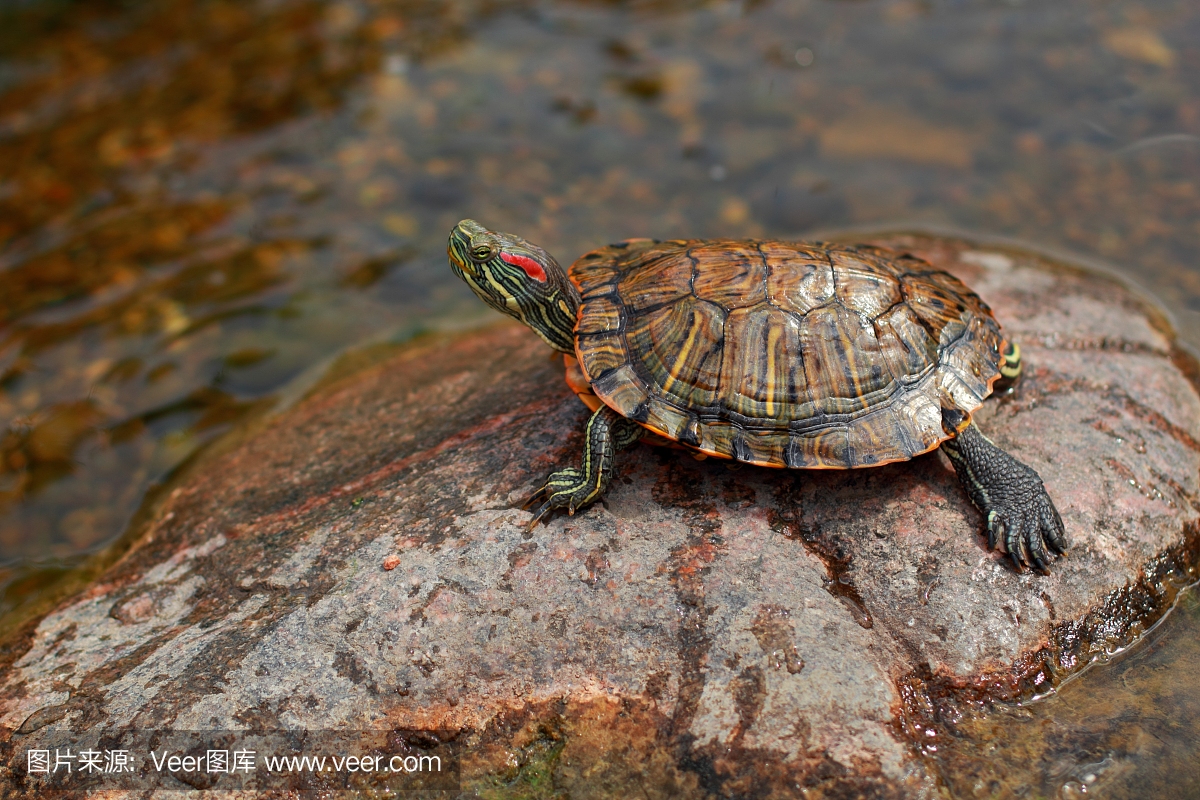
[447,219,1067,572]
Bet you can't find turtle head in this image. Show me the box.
[448,219,579,353]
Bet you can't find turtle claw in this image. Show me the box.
[521,467,599,529]
[520,481,561,530]
[984,486,1065,574]
[986,512,1003,551]
[1042,504,1068,556]
[521,486,548,513]
[524,501,553,532]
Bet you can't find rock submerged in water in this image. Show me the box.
[2,235,1199,798]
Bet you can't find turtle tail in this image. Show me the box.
[995,342,1021,392]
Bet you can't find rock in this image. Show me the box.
[2,235,1199,798]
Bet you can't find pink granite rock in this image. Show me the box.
[1,236,1198,798]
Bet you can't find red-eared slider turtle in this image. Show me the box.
[447,220,1067,572]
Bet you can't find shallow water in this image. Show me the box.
[938,588,1200,799]
[0,0,1197,794]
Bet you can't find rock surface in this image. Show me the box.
[2,235,1200,798]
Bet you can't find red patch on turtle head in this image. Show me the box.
[500,252,548,282]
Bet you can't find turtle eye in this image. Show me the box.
[470,244,494,262]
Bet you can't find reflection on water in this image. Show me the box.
[0,0,1197,793]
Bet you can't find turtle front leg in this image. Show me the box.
[941,421,1067,573]
[523,405,643,530]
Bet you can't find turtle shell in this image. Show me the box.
[570,239,1006,468]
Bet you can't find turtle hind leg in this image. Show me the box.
[523,405,642,530]
[941,420,1067,574]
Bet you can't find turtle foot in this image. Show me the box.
[521,467,601,531]
[942,421,1068,575]
[983,483,1067,574]
[518,406,635,532]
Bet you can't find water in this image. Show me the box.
[938,589,1200,799]
[0,0,1197,794]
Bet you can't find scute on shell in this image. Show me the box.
[570,239,1005,468]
